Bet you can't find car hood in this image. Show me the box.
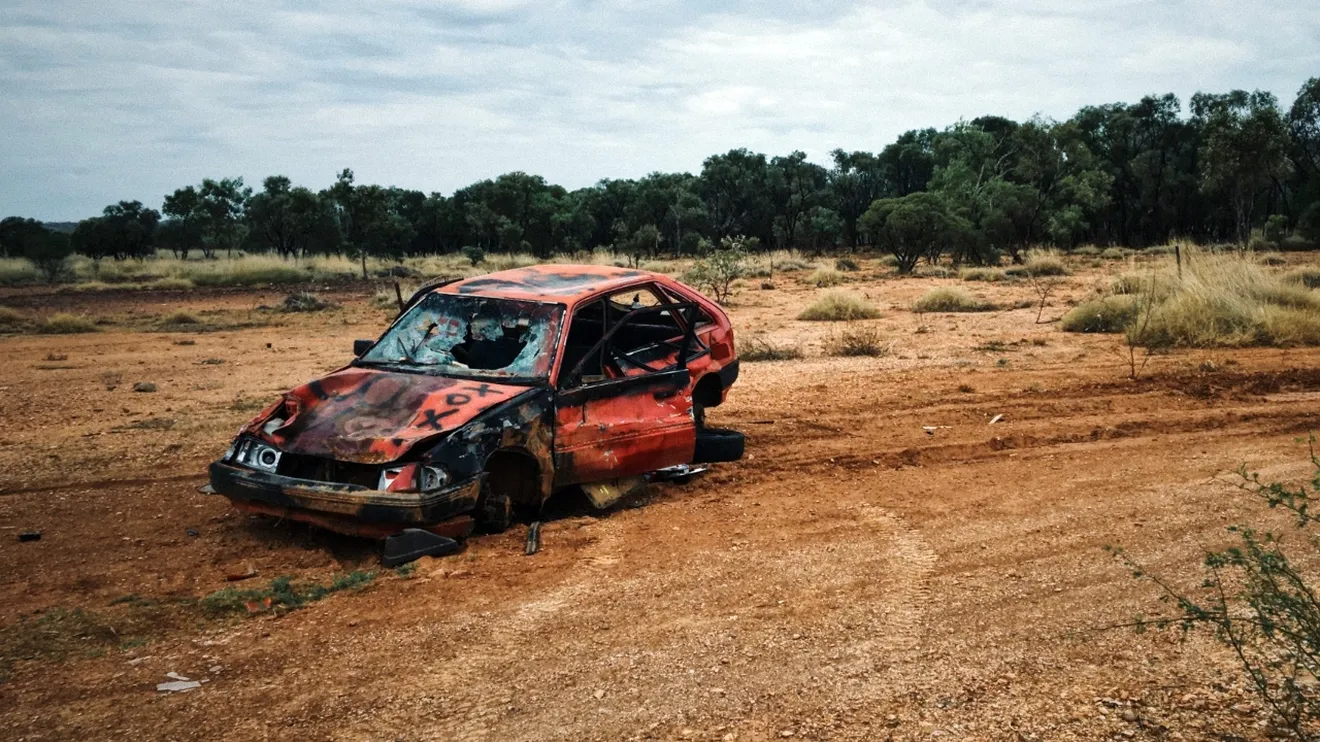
[254,367,530,464]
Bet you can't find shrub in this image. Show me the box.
[1111,272,1178,300]
[1144,245,1175,256]
[1060,295,1138,333]
[160,310,202,326]
[461,246,485,266]
[1258,252,1288,266]
[798,291,882,321]
[740,335,804,362]
[1023,249,1071,277]
[1112,443,1320,736]
[877,255,900,269]
[807,266,844,287]
[0,306,25,329]
[913,287,996,313]
[0,258,40,286]
[960,267,1007,282]
[834,257,859,272]
[1071,246,1101,256]
[1100,247,1127,260]
[40,313,99,334]
[823,323,891,357]
[683,237,748,303]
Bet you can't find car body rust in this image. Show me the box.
[209,264,741,541]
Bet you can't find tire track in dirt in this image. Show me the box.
[335,500,938,742]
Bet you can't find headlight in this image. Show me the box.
[378,467,406,491]
[417,465,451,492]
[231,439,282,473]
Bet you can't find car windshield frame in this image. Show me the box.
[353,293,564,385]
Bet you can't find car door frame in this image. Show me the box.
[551,301,701,486]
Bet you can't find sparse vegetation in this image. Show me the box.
[200,572,376,617]
[834,257,858,272]
[797,291,882,321]
[1113,442,1320,738]
[913,287,996,313]
[1100,247,1128,260]
[823,323,891,357]
[39,313,99,334]
[740,335,805,362]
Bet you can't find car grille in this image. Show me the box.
[276,454,380,489]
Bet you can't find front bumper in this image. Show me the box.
[209,461,482,526]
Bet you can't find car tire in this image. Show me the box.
[693,427,744,463]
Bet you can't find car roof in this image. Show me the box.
[438,264,667,304]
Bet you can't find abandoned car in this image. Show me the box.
[209,265,742,544]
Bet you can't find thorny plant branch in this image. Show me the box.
[1108,437,1320,739]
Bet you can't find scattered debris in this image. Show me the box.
[381,528,462,567]
[186,528,200,537]
[18,530,42,542]
[525,521,542,556]
[280,292,335,313]
[132,382,157,393]
[989,414,1005,425]
[156,672,201,693]
[651,464,709,485]
[199,358,224,365]
[198,483,215,495]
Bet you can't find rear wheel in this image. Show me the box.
[693,427,744,463]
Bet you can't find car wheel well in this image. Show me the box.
[483,448,542,519]
[692,373,724,408]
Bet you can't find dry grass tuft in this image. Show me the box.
[160,310,202,326]
[1130,248,1320,348]
[740,335,805,362]
[798,291,882,321]
[40,313,99,334]
[0,306,24,329]
[1022,249,1071,277]
[823,323,891,357]
[806,266,845,287]
[960,267,1008,282]
[1060,295,1139,333]
[913,287,997,313]
[1286,267,1320,289]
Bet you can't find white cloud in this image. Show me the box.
[0,0,1316,218]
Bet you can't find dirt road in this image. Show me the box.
[2,263,1318,740]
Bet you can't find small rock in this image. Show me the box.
[208,665,222,674]
[780,731,795,738]
[157,680,200,693]
[18,531,41,542]
[132,382,157,393]
[186,529,199,537]
[593,689,605,700]
[1120,710,1137,722]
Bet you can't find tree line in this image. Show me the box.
[3,78,1320,278]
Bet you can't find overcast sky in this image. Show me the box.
[2,0,1317,220]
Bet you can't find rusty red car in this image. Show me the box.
[209,265,742,557]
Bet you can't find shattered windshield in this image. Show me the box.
[359,294,563,381]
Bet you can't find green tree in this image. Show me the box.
[828,149,888,249]
[1193,90,1293,245]
[0,217,48,258]
[24,228,73,282]
[161,186,204,259]
[860,191,971,273]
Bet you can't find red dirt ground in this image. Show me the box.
[3,260,1320,741]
